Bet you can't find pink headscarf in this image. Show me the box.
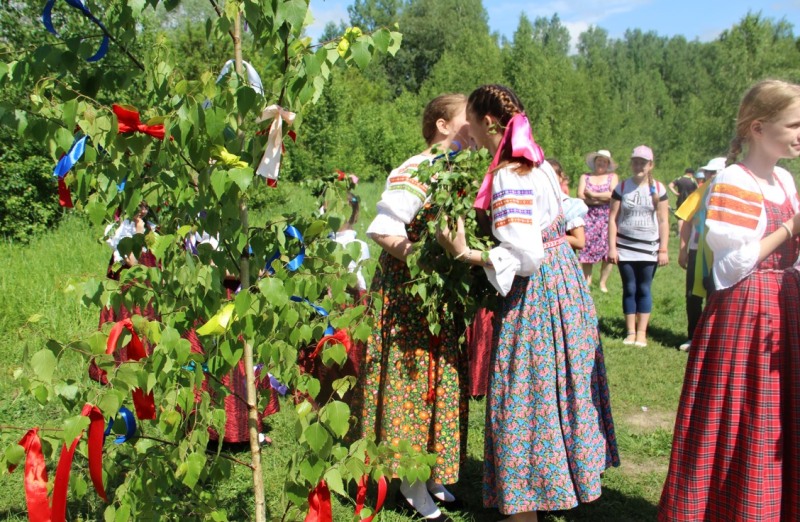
[473,112,545,210]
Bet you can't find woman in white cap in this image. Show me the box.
[578,150,619,292]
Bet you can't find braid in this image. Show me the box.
[468,84,532,173]
[727,135,743,165]
[648,174,659,208]
[468,84,524,126]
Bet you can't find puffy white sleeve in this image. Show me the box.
[483,168,545,296]
[562,195,588,230]
[366,155,430,239]
[105,219,137,264]
[704,166,765,290]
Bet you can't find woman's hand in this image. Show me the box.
[436,216,467,258]
[607,246,618,265]
[658,251,669,267]
[678,248,688,270]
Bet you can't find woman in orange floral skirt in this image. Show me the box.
[358,93,471,522]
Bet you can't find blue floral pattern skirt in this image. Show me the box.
[484,225,619,514]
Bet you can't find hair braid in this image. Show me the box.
[726,135,744,165]
[468,84,524,126]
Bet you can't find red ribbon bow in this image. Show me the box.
[114,104,166,140]
[313,329,352,360]
[106,319,156,420]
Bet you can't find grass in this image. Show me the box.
[0,181,690,521]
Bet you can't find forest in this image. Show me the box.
[2,0,799,242]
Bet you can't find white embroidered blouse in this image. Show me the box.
[366,153,432,239]
[704,164,799,290]
[485,161,562,296]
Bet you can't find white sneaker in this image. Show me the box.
[678,340,691,352]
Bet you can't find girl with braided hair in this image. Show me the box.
[659,79,800,521]
[438,84,618,522]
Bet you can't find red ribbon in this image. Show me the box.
[9,403,109,522]
[113,104,166,140]
[106,319,156,419]
[9,429,50,522]
[355,475,388,522]
[304,480,332,522]
[313,330,352,360]
[57,177,74,208]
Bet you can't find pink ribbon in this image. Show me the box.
[473,113,544,210]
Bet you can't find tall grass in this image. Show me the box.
[0,181,690,521]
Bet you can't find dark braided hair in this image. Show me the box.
[468,85,532,172]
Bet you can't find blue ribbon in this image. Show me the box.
[182,361,209,372]
[103,406,137,444]
[265,225,305,274]
[290,296,335,336]
[117,176,127,192]
[42,0,110,62]
[53,135,87,179]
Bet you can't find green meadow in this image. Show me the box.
[0,180,689,521]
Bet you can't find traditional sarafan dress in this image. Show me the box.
[659,164,800,521]
[357,153,468,485]
[482,162,618,514]
[89,219,158,384]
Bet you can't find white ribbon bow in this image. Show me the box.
[256,105,296,186]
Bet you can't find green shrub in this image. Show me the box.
[0,134,62,243]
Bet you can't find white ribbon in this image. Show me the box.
[202,59,264,109]
[256,105,296,186]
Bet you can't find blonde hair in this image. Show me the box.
[728,79,800,164]
[421,93,467,145]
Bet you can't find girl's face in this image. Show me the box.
[757,100,800,160]
[630,157,653,177]
[445,104,471,151]
[466,109,501,153]
[593,156,609,173]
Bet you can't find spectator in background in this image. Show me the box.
[608,145,670,347]
[669,168,698,232]
[578,150,619,292]
[675,157,726,352]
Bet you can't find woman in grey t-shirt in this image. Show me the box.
[608,145,670,346]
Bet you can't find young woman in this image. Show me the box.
[659,79,800,521]
[578,149,619,292]
[438,84,618,522]
[358,94,471,521]
[607,145,670,347]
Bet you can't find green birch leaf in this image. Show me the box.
[30,349,56,383]
[320,401,350,438]
[304,422,331,454]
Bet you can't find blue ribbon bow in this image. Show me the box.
[290,296,335,336]
[103,406,137,444]
[42,0,110,62]
[265,225,305,274]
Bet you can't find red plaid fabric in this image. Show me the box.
[782,268,800,520]
[659,193,800,521]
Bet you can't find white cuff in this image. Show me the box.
[484,247,522,296]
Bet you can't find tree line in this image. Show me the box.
[2,0,799,241]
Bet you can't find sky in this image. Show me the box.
[304,0,800,49]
